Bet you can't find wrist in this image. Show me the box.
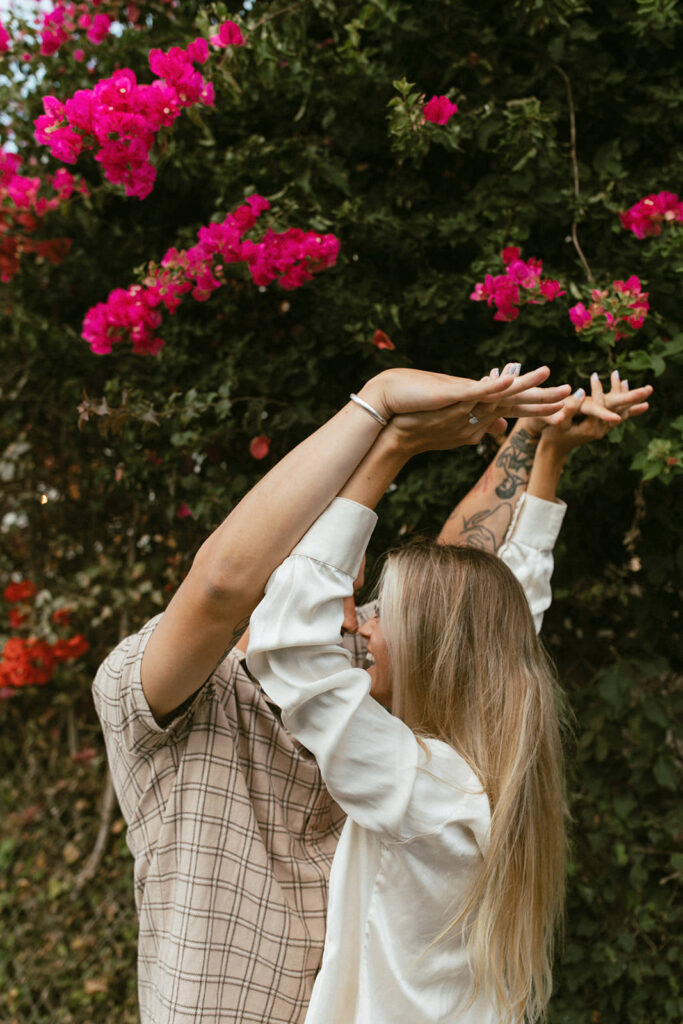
[371,422,414,467]
[515,416,546,438]
[356,375,392,423]
[536,434,569,469]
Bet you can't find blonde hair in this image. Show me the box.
[378,541,568,1024]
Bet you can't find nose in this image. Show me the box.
[341,595,358,635]
[358,613,376,640]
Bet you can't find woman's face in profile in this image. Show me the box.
[359,613,392,708]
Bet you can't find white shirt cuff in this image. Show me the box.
[505,492,567,550]
[291,497,378,578]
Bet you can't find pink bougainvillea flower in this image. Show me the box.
[619,191,683,239]
[187,37,209,64]
[569,302,592,330]
[249,435,270,460]
[73,48,85,62]
[569,275,649,339]
[470,248,563,322]
[373,329,396,350]
[0,21,11,53]
[176,501,192,519]
[501,246,521,266]
[423,95,459,125]
[613,275,642,295]
[210,20,245,47]
[87,13,112,45]
[82,197,339,355]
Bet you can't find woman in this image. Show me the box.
[247,372,649,1024]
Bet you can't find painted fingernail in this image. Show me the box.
[491,367,500,378]
[623,379,629,389]
[591,372,599,381]
[574,387,585,398]
[614,370,620,380]
[506,365,516,375]
[514,363,522,375]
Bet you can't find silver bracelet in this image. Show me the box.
[349,392,389,426]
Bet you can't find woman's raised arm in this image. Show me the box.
[140,366,554,720]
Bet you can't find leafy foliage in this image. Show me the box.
[0,1,681,1021]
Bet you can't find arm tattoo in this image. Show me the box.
[494,428,540,500]
[459,504,514,552]
[211,614,251,675]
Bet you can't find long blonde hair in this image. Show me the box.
[378,541,568,1024]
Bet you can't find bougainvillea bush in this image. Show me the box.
[0,1,681,1021]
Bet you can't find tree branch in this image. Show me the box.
[553,63,594,283]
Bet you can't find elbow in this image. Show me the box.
[191,541,263,612]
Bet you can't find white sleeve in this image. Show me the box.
[498,492,567,634]
[247,498,421,836]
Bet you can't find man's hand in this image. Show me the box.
[536,370,653,457]
[518,369,653,443]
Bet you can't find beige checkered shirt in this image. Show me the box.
[92,603,376,1024]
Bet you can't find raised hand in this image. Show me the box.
[537,370,653,455]
[357,365,569,424]
[380,365,571,454]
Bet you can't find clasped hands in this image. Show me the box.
[357,364,652,456]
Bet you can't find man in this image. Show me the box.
[92,365,649,1023]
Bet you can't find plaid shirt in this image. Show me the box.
[92,602,376,1024]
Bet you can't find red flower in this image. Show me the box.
[249,435,270,460]
[8,608,27,629]
[51,607,71,627]
[372,329,396,351]
[176,501,192,519]
[4,580,36,604]
[52,634,89,663]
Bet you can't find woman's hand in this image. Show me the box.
[381,364,571,455]
[357,365,570,425]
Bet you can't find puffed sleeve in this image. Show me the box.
[247,499,422,836]
[498,492,567,633]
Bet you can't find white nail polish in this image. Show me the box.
[591,372,599,381]
[574,388,585,398]
[614,370,620,380]
[491,367,500,378]
[623,379,629,389]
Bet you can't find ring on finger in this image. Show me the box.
[468,413,480,425]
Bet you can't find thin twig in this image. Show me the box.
[251,1,309,31]
[74,771,116,892]
[75,510,138,891]
[553,64,594,282]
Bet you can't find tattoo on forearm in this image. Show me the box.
[210,615,251,675]
[459,504,514,552]
[494,428,539,500]
[229,615,251,649]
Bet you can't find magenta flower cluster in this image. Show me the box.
[569,277,649,340]
[38,2,113,58]
[0,20,10,53]
[620,191,682,239]
[34,22,245,199]
[81,195,340,356]
[1,148,83,282]
[470,247,565,322]
[423,95,459,125]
